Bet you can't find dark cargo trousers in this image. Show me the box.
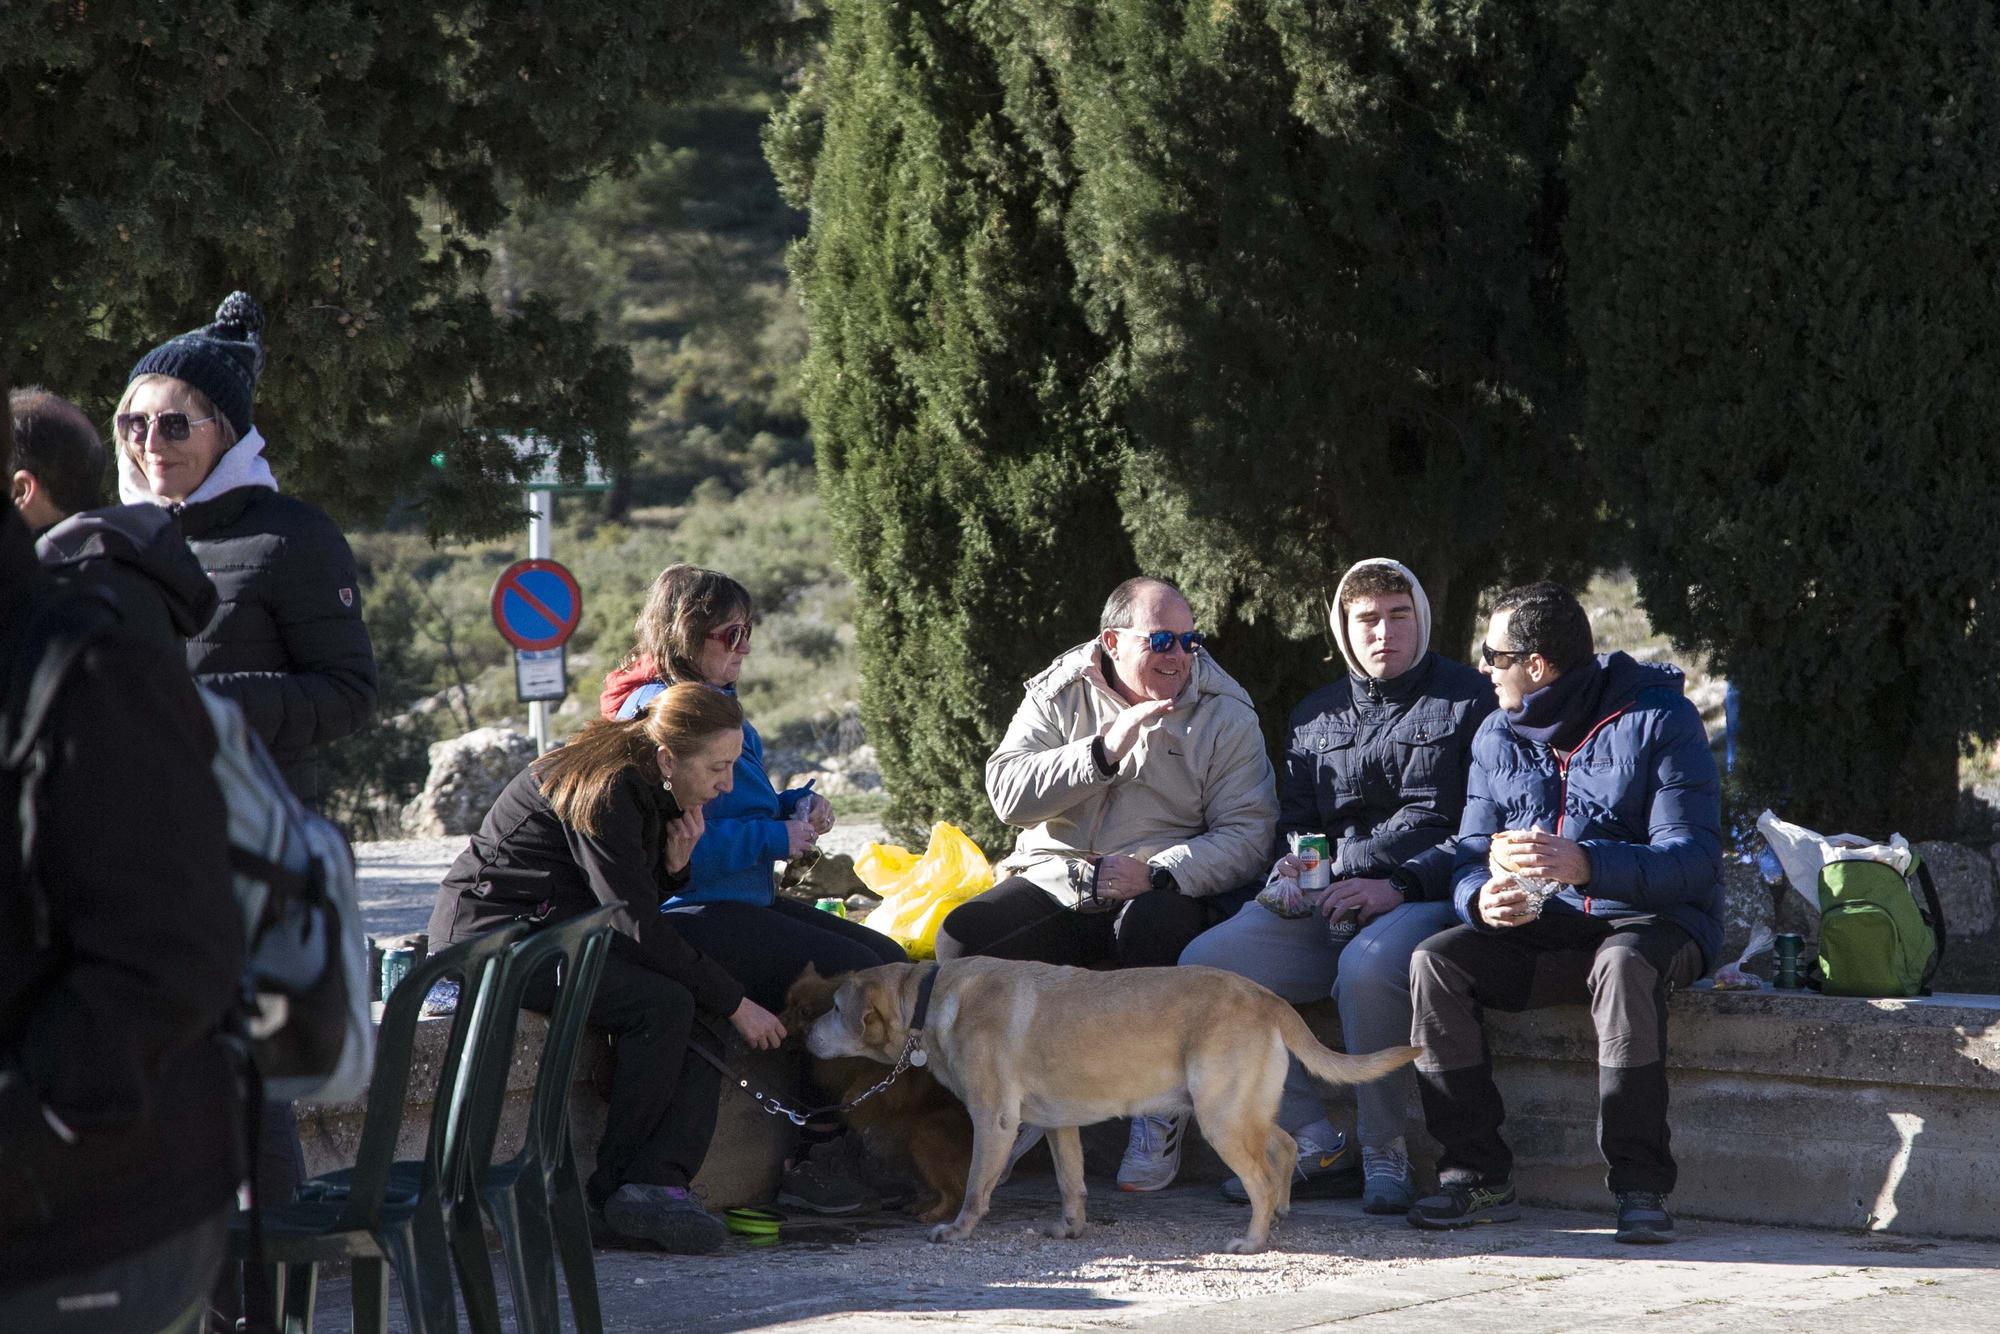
[521,935,726,1203]
[1409,910,1703,1195]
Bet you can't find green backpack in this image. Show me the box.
[1810,854,1946,998]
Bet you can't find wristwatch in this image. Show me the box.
[1149,865,1180,896]
[1386,867,1421,900]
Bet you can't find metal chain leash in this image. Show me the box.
[694,1030,926,1128]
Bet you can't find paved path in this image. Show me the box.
[300,1180,2000,1332]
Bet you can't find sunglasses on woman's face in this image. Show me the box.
[116,410,217,444]
[706,622,752,652]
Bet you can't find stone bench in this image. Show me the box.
[298,1016,800,1209]
[299,985,2000,1241]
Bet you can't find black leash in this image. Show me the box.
[692,964,941,1127]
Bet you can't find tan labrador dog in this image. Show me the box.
[805,957,1419,1253]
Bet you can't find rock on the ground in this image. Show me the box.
[1913,839,1999,939]
[401,726,536,837]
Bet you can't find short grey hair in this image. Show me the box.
[1100,576,1186,632]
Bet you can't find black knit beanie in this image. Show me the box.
[127,291,267,438]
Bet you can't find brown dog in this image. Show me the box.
[806,958,1420,1253]
[781,964,973,1224]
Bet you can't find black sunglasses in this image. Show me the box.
[1480,643,1529,669]
[116,410,218,444]
[1118,628,1207,655]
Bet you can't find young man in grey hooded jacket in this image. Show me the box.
[1181,558,1494,1211]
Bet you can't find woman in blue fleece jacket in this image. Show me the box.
[601,566,906,1213]
[600,566,907,1004]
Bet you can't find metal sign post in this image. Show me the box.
[500,437,609,754]
[490,555,583,755]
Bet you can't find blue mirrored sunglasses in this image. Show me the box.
[1121,628,1206,654]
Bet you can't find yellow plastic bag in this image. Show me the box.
[854,823,995,959]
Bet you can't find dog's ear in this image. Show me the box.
[860,978,894,1048]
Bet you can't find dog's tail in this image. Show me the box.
[1275,1006,1420,1086]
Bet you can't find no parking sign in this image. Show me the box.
[491,559,582,700]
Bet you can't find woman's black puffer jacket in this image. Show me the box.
[177,484,377,805]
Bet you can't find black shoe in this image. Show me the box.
[777,1158,866,1215]
[1614,1190,1675,1244]
[602,1183,726,1254]
[1406,1181,1521,1229]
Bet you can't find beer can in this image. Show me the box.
[381,945,418,1000]
[1327,908,1362,953]
[1289,832,1332,892]
[1773,933,1804,990]
[815,896,849,919]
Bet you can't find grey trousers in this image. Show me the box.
[1180,897,1459,1148]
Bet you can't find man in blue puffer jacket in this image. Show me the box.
[1405,581,1722,1245]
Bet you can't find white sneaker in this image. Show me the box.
[996,1124,1045,1186]
[1117,1113,1188,1193]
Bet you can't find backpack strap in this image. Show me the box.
[3,590,122,951]
[1912,858,1946,996]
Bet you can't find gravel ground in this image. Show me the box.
[298,1180,2000,1333]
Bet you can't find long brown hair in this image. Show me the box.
[630,563,752,686]
[535,683,742,835]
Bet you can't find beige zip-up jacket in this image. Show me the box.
[985,641,1278,907]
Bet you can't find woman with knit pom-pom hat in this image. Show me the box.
[117,293,379,1333]
[116,291,377,807]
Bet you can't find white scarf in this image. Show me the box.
[119,425,279,506]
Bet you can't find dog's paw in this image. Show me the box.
[1038,1217,1086,1240]
[928,1222,969,1244]
[1222,1234,1268,1255]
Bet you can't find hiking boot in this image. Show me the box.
[1361,1144,1416,1216]
[997,1124,1046,1187]
[1117,1113,1189,1192]
[1222,1130,1362,1203]
[1406,1180,1521,1229]
[777,1158,866,1215]
[1614,1190,1676,1244]
[602,1184,726,1254]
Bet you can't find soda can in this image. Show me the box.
[1773,933,1805,990]
[1288,832,1332,892]
[381,945,418,1000]
[815,897,849,919]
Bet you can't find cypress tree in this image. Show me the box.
[769,2,1137,847]
[1038,0,1597,703]
[1569,0,2000,836]
[780,1,1597,836]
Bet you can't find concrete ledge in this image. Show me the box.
[299,986,2000,1240]
[298,1015,799,1210]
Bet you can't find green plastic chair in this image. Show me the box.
[228,922,526,1334]
[455,904,621,1334]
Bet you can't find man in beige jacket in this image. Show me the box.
[937,575,1278,1191]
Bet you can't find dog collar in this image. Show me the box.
[906,963,941,1068]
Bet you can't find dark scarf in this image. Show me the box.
[1506,655,1607,752]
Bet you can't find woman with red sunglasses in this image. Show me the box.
[600,564,906,1214]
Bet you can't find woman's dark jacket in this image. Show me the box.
[1,506,244,1291]
[1449,651,1725,970]
[1279,651,1497,899]
[428,763,745,1017]
[177,485,376,805]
